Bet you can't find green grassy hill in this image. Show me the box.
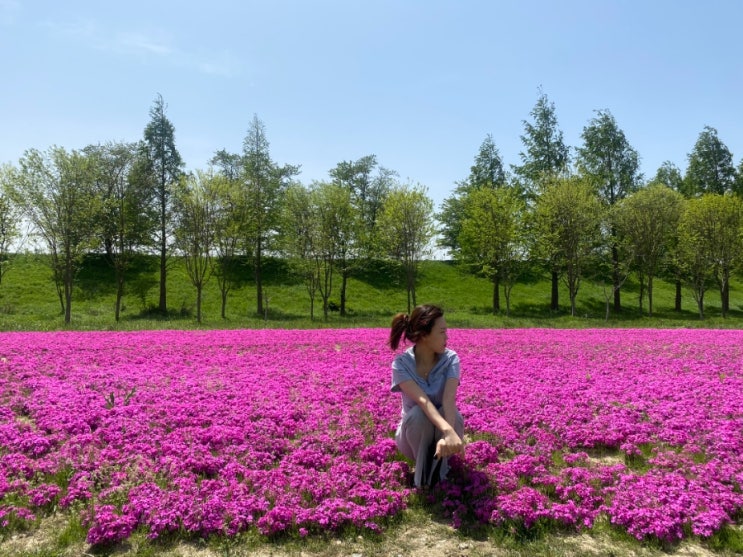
[1,253,742,331]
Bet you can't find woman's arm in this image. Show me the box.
[440,377,460,431]
[397,379,464,458]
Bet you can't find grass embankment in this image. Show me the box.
[0,253,741,331]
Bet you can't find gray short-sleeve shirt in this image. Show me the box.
[390,347,461,416]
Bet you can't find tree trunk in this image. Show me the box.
[115,273,124,322]
[721,266,730,317]
[612,243,621,312]
[409,264,417,310]
[220,288,228,319]
[697,289,705,319]
[570,290,577,317]
[504,283,512,317]
[64,272,72,324]
[647,275,654,317]
[492,275,500,314]
[255,241,263,316]
[52,257,65,313]
[340,271,349,317]
[605,296,610,321]
[406,262,414,314]
[675,280,682,312]
[196,284,202,323]
[159,200,167,314]
[550,270,559,311]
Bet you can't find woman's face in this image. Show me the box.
[420,316,448,354]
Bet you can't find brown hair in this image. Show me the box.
[388,304,444,350]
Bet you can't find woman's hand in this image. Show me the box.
[434,429,465,459]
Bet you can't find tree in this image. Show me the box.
[513,90,570,194]
[676,196,718,318]
[577,109,642,312]
[458,186,525,315]
[532,176,604,316]
[9,147,101,323]
[468,134,508,190]
[0,164,23,286]
[329,155,389,315]
[140,93,183,315]
[330,155,377,227]
[240,115,300,316]
[311,182,356,320]
[676,194,742,317]
[439,134,508,256]
[650,161,684,192]
[710,194,743,316]
[513,91,570,311]
[648,161,686,310]
[281,183,321,319]
[85,142,155,321]
[377,183,435,313]
[173,170,223,323]
[683,126,736,196]
[612,184,684,316]
[210,171,247,319]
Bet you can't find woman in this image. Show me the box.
[389,304,465,488]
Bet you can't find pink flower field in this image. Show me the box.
[1,328,742,546]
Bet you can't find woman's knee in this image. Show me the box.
[404,405,433,428]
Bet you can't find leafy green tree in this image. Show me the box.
[650,161,684,192]
[85,142,155,321]
[173,170,224,323]
[676,194,743,317]
[240,115,300,316]
[9,147,101,323]
[711,194,743,316]
[377,183,435,313]
[513,90,570,194]
[683,126,736,196]
[648,161,686,310]
[439,134,508,256]
[577,109,642,312]
[0,164,22,286]
[329,155,377,228]
[513,91,570,310]
[311,182,357,320]
[210,172,248,319]
[280,183,321,319]
[532,176,604,316]
[676,196,717,318]
[468,134,508,190]
[140,93,183,315]
[612,184,684,316]
[458,186,525,315]
[329,155,389,315]
[280,181,358,320]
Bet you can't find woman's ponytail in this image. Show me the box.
[388,312,409,350]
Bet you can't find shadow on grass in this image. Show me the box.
[352,259,404,290]
[508,301,573,319]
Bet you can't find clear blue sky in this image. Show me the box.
[2,0,742,207]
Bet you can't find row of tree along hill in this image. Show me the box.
[1,92,743,324]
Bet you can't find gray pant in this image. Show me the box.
[395,405,464,487]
